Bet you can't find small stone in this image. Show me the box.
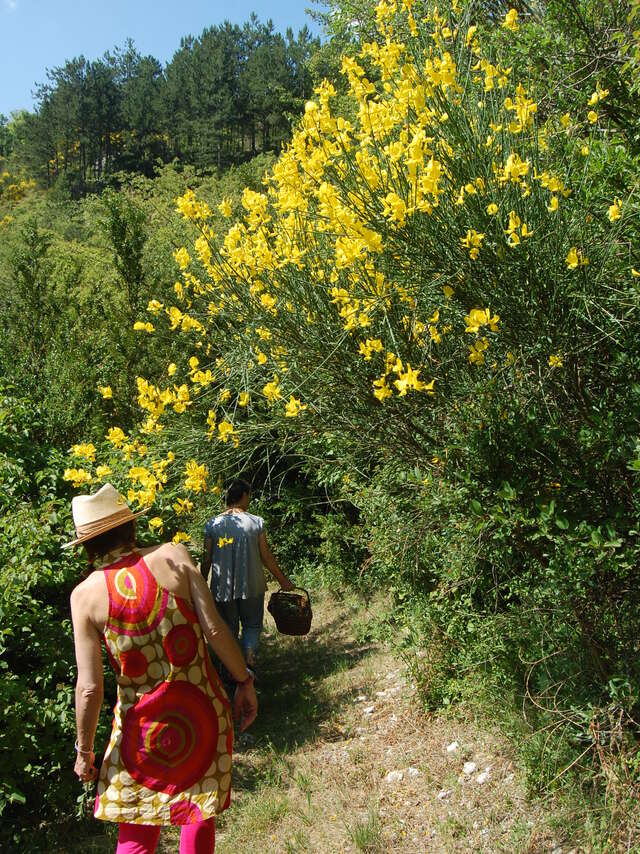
[446,741,459,753]
[385,770,404,783]
[476,767,492,784]
[436,788,451,800]
[375,690,387,697]
[463,761,477,775]
[406,767,421,777]
[363,705,375,715]
[356,695,367,702]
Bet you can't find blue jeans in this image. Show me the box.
[216,595,265,663]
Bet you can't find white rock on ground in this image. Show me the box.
[463,761,477,775]
[476,767,492,784]
[436,789,452,800]
[406,767,421,777]
[446,740,459,753]
[385,770,404,783]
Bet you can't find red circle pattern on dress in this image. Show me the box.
[120,649,148,678]
[121,681,218,796]
[164,624,198,667]
[105,556,168,637]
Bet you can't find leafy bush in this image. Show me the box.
[0,388,115,844]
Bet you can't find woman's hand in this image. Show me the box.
[74,750,98,782]
[234,681,258,732]
[280,578,295,591]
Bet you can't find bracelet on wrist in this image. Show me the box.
[74,740,94,755]
[235,668,254,687]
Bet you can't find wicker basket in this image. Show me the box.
[267,587,312,636]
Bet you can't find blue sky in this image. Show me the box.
[0,0,323,116]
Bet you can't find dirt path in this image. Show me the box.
[154,590,563,854]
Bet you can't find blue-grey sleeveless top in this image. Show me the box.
[204,511,266,601]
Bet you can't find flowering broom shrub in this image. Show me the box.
[65,0,640,823]
[66,0,639,539]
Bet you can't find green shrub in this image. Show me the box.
[0,388,114,844]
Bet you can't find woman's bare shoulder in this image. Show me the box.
[70,570,106,609]
[139,542,196,568]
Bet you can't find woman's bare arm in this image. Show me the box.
[184,555,258,731]
[258,532,295,590]
[186,564,251,679]
[201,534,214,580]
[70,581,104,780]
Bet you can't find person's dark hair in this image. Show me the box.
[83,521,136,561]
[226,479,251,506]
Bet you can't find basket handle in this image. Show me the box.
[279,586,310,603]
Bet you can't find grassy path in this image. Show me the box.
[73,590,569,853]
[169,590,562,853]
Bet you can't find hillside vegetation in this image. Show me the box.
[1,0,639,849]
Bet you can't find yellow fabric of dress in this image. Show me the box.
[93,550,233,826]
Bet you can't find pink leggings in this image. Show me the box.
[115,819,215,854]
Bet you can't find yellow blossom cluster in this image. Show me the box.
[566,247,589,270]
[63,468,93,488]
[184,460,208,493]
[373,352,435,401]
[217,421,239,447]
[460,229,485,260]
[175,188,213,223]
[608,198,622,222]
[503,83,537,134]
[465,308,500,334]
[504,210,532,246]
[285,396,308,417]
[133,321,155,333]
[71,443,97,462]
[358,338,385,361]
[127,464,163,508]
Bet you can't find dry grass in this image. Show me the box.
[161,590,566,854]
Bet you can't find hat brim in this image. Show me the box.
[62,508,148,549]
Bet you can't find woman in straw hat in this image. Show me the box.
[66,483,257,854]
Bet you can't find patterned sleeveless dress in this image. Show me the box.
[93,550,233,826]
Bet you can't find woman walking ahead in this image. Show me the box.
[201,479,294,672]
[66,483,257,854]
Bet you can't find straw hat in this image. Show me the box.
[63,483,147,548]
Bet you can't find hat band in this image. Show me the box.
[75,507,135,538]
